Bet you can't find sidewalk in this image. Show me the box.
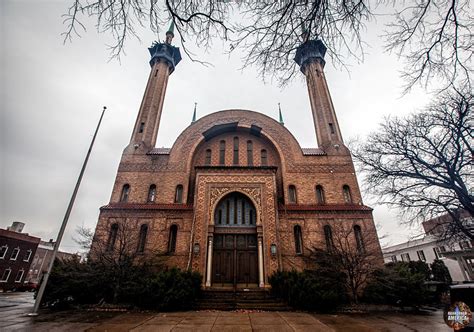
[0,293,452,331]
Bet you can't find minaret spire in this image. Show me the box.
[128,22,182,151]
[166,21,175,44]
[294,39,344,153]
[278,103,284,125]
[192,102,197,123]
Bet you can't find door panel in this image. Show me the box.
[212,234,258,286]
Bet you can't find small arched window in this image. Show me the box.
[324,225,334,251]
[107,223,119,251]
[205,149,212,165]
[354,225,365,253]
[294,225,303,254]
[175,185,183,203]
[247,140,253,166]
[288,185,297,204]
[137,224,148,253]
[233,137,239,165]
[316,185,325,204]
[219,140,226,165]
[343,185,352,203]
[261,149,268,166]
[120,184,130,202]
[147,184,156,202]
[168,225,178,253]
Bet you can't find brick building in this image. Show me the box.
[26,240,78,285]
[0,224,40,291]
[92,28,383,288]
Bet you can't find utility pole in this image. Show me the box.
[29,106,107,316]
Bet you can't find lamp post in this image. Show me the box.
[29,106,107,316]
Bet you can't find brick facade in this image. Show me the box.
[0,229,40,291]
[92,39,383,288]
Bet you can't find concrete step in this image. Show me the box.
[196,289,290,311]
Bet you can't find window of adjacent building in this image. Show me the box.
[205,149,212,165]
[137,224,148,253]
[10,248,19,261]
[353,225,365,253]
[323,225,333,251]
[1,268,11,282]
[401,253,411,262]
[391,255,397,263]
[0,245,7,259]
[459,241,471,250]
[343,185,352,203]
[168,225,178,253]
[15,269,24,283]
[316,185,325,204]
[23,249,32,262]
[107,223,119,251]
[247,141,253,166]
[433,247,441,259]
[147,184,156,202]
[288,185,297,204]
[120,184,130,202]
[219,140,226,165]
[139,122,145,133]
[417,250,426,262]
[233,137,239,165]
[294,225,303,254]
[175,185,183,203]
[261,149,267,166]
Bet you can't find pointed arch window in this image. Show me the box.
[147,184,156,202]
[120,184,130,202]
[205,149,212,165]
[261,149,268,166]
[175,185,183,203]
[354,225,365,253]
[316,185,325,204]
[324,225,334,251]
[343,185,352,203]
[107,223,119,251]
[247,141,253,166]
[294,225,303,254]
[288,185,297,204]
[233,137,239,165]
[137,224,148,253]
[168,225,178,253]
[219,140,226,165]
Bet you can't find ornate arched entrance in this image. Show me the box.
[211,192,259,287]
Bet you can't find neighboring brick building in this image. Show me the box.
[0,224,40,291]
[92,29,383,288]
[26,240,78,285]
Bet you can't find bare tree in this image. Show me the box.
[76,221,166,303]
[308,222,382,304]
[62,1,472,89]
[383,0,473,93]
[353,88,473,240]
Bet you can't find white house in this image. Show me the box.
[382,236,473,282]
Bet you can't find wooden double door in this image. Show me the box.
[212,233,258,286]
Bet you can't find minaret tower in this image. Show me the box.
[295,40,345,153]
[129,23,181,150]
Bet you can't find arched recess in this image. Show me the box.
[211,191,259,286]
[168,110,303,176]
[210,189,261,227]
[213,192,257,227]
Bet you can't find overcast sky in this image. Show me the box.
[1,1,434,253]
